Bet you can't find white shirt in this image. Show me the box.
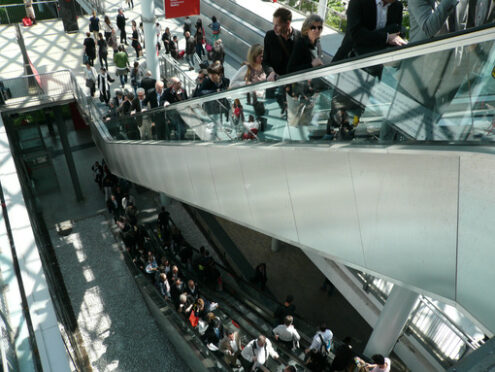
[84,66,97,81]
[371,357,391,372]
[241,339,278,367]
[375,0,391,30]
[309,329,333,353]
[272,324,300,343]
[103,22,113,33]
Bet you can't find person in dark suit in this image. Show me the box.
[144,80,166,108]
[163,77,188,139]
[116,8,128,45]
[332,0,406,62]
[140,70,156,97]
[83,32,96,66]
[144,81,169,139]
[204,317,224,347]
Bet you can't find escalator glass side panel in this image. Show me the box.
[100,31,495,145]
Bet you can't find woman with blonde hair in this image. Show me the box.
[230,44,266,89]
[287,14,324,73]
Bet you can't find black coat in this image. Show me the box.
[204,324,224,346]
[140,76,157,93]
[144,88,166,108]
[116,13,126,30]
[163,87,188,104]
[333,0,403,61]
[287,35,317,73]
[198,77,230,96]
[262,29,301,76]
[84,37,96,59]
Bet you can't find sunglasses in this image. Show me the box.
[310,25,323,31]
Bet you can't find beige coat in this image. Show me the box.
[219,332,241,366]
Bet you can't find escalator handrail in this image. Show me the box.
[96,23,495,121]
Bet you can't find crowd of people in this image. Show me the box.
[82,0,462,143]
[90,159,394,372]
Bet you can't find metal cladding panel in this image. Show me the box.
[282,147,365,266]
[162,146,195,202]
[206,147,254,226]
[458,154,495,333]
[237,146,298,242]
[183,145,220,213]
[350,151,459,300]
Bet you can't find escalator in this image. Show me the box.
[87,24,495,335]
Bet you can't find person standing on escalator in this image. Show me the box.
[408,0,459,42]
[332,0,407,63]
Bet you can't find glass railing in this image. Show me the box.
[0,70,74,106]
[0,1,60,25]
[95,24,495,145]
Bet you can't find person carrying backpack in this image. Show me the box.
[241,335,279,371]
[305,323,333,371]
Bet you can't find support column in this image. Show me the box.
[270,238,280,253]
[317,0,328,20]
[141,0,159,79]
[364,285,419,358]
[54,107,83,201]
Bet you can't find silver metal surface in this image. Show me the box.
[350,151,459,300]
[457,153,495,336]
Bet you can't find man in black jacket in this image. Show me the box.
[163,77,188,139]
[140,70,156,96]
[116,8,127,45]
[263,7,301,80]
[333,0,406,62]
[198,62,230,122]
[144,81,169,139]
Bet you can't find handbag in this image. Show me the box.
[189,310,199,327]
[83,53,89,64]
[253,101,265,116]
[85,79,95,88]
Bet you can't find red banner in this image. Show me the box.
[165,0,200,19]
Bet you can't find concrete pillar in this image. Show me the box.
[54,107,83,201]
[271,238,280,253]
[318,0,328,20]
[141,0,159,79]
[364,285,419,358]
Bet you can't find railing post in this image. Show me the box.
[364,285,419,358]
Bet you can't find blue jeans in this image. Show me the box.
[195,43,204,58]
[186,54,194,68]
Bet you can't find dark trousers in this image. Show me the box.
[99,54,108,70]
[119,27,127,44]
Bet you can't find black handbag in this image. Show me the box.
[253,101,265,116]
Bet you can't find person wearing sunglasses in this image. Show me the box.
[287,14,324,73]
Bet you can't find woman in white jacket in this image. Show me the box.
[229,44,266,101]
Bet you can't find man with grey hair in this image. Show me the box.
[163,77,187,139]
[143,80,168,139]
[185,31,195,71]
[131,87,153,139]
